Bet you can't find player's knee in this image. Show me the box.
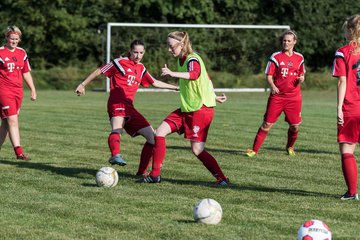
[261,122,273,131]
[289,125,299,132]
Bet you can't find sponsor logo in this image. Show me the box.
[193,125,200,137]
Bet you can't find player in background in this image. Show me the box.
[75,40,179,176]
[333,14,360,200]
[246,30,305,157]
[141,31,229,186]
[0,26,37,160]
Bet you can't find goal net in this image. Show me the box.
[104,23,290,92]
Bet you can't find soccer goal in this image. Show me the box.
[104,23,290,92]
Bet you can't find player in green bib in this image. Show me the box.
[141,31,229,186]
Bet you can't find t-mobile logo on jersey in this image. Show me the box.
[281,68,288,77]
[7,62,15,72]
[127,75,137,86]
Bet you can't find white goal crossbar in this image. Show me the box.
[105,23,290,92]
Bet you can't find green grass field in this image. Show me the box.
[0,90,359,239]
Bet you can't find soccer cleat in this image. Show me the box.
[245,149,257,157]
[215,177,230,186]
[17,153,31,161]
[340,192,359,200]
[108,154,127,166]
[141,175,161,183]
[287,147,296,156]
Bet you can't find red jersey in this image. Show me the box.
[265,51,305,98]
[333,44,360,117]
[100,57,155,104]
[0,46,30,95]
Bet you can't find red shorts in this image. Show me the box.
[338,116,360,143]
[164,106,214,142]
[107,101,150,137]
[0,94,22,119]
[264,95,302,124]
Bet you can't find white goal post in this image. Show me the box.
[105,23,290,92]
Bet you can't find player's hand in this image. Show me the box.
[337,109,344,126]
[161,64,172,77]
[30,90,37,101]
[75,83,86,96]
[215,93,227,103]
[271,86,280,94]
[297,74,305,83]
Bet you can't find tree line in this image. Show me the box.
[0,0,357,88]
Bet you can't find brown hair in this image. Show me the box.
[167,31,193,55]
[343,14,360,52]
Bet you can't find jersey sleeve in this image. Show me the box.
[265,53,278,75]
[187,57,201,80]
[141,70,155,88]
[100,58,125,77]
[332,49,346,77]
[22,56,31,73]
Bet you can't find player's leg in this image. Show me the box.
[142,109,183,183]
[191,141,228,185]
[339,143,358,200]
[284,97,302,155]
[108,116,126,166]
[136,125,155,176]
[286,124,299,156]
[0,118,9,148]
[246,96,281,157]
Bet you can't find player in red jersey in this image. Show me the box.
[333,14,360,200]
[75,40,178,176]
[141,31,229,186]
[246,30,305,157]
[0,26,37,160]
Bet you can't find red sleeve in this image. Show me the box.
[141,71,155,88]
[332,50,346,77]
[100,62,118,77]
[22,58,31,73]
[188,59,201,80]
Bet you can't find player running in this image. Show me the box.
[141,31,229,186]
[333,14,360,200]
[246,29,305,157]
[75,40,178,176]
[0,25,37,160]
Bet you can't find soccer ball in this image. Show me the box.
[297,219,332,240]
[95,167,119,187]
[193,198,222,225]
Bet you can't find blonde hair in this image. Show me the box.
[4,25,22,38]
[167,31,193,55]
[279,29,297,45]
[343,14,360,52]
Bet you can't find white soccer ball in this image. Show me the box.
[95,167,119,187]
[297,219,332,240]
[193,198,222,225]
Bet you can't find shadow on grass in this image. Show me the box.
[167,145,243,155]
[0,158,97,179]
[0,158,339,199]
[263,146,338,155]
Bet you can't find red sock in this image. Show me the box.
[286,129,298,148]
[108,132,120,157]
[197,150,227,180]
[252,128,268,153]
[14,146,23,156]
[341,153,358,195]
[137,142,154,175]
[151,136,166,177]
